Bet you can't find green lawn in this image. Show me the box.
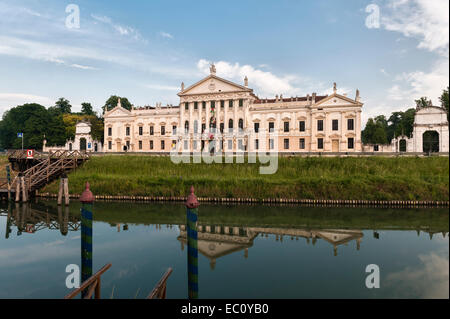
[41,155,450,201]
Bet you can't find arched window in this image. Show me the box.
[399,139,407,152]
[194,120,198,134]
[238,119,244,132]
[229,119,234,133]
[184,121,189,134]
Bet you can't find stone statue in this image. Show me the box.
[244,76,248,87]
[181,82,185,91]
[333,82,337,93]
[210,63,216,75]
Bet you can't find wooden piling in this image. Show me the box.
[21,176,27,203]
[64,177,69,206]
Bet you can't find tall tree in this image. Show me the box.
[103,95,133,113]
[55,97,72,113]
[439,87,449,121]
[81,102,95,116]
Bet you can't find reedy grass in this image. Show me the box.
[39,155,449,201]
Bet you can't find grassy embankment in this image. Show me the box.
[41,155,449,201]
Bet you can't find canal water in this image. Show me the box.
[0,200,448,299]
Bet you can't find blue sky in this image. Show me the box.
[0,0,448,126]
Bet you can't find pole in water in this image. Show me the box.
[80,182,95,298]
[186,186,199,299]
[6,165,11,201]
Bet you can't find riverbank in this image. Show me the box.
[39,155,449,201]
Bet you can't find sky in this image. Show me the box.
[0,0,448,126]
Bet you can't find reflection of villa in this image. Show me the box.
[177,224,365,268]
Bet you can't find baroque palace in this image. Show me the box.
[104,64,363,153]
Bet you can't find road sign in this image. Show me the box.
[26,149,34,159]
[17,133,23,138]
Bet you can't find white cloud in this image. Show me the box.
[381,0,449,57]
[144,84,180,91]
[91,14,146,43]
[159,31,173,39]
[70,64,98,70]
[385,252,449,298]
[0,93,54,117]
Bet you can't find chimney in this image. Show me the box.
[355,89,360,102]
[244,76,248,87]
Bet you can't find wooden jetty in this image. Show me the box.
[1,150,89,201]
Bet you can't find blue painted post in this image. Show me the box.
[186,186,199,299]
[80,182,95,298]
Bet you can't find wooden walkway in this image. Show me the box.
[1,150,89,198]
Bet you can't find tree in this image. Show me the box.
[55,97,72,113]
[439,87,449,121]
[415,97,432,108]
[81,102,95,116]
[102,95,133,113]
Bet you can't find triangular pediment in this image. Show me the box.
[315,93,362,107]
[104,106,132,118]
[179,75,252,96]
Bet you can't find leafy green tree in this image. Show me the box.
[55,97,72,114]
[81,102,95,116]
[103,95,133,113]
[439,87,449,121]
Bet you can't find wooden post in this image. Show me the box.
[6,165,11,201]
[80,182,95,299]
[186,186,199,299]
[57,177,63,206]
[63,177,69,206]
[15,175,21,203]
[21,176,28,202]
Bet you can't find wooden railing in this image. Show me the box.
[147,268,173,299]
[64,263,112,299]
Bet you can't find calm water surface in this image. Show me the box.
[0,200,448,299]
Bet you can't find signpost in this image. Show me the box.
[17,133,23,150]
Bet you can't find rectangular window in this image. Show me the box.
[348,138,354,149]
[228,140,233,150]
[138,141,142,150]
[185,102,189,110]
[150,140,153,150]
[150,126,154,135]
[211,101,215,108]
[284,138,289,149]
[269,122,275,133]
[238,139,243,150]
[108,127,112,136]
[229,100,233,108]
[201,123,206,133]
[161,126,165,135]
[194,102,198,110]
[239,99,243,107]
[299,121,305,132]
[299,138,305,149]
[284,121,289,132]
[332,119,338,131]
[317,120,324,131]
[184,140,188,150]
[161,140,165,150]
[193,140,198,150]
[254,122,260,133]
[348,118,354,130]
[126,127,130,136]
[172,125,177,135]
[172,140,176,149]
[202,101,206,109]
[139,126,143,135]
[374,145,379,152]
[220,123,224,133]
[108,141,112,150]
[269,139,274,150]
[255,139,259,150]
[318,138,324,149]
[220,100,225,108]
[126,141,130,150]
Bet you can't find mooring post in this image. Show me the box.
[80,182,95,298]
[20,175,27,203]
[57,177,63,206]
[15,173,22,203]
[6,165,11,201]
[186,186,199,299]
[64,177,69,206]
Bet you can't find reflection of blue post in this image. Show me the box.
[80,182,95,298]
[186,186,199,299]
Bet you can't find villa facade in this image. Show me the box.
[104,64,363,153]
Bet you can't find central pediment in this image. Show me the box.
[178,75,252,96]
